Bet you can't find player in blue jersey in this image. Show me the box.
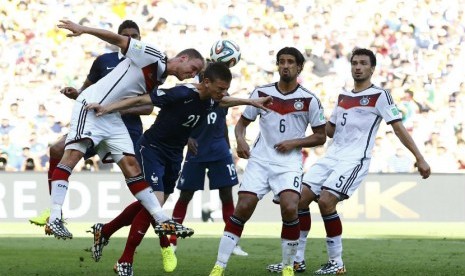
[169,103,248,256]
[85,62,272,275]
[29,20,151,225]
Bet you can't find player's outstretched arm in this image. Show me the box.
[234,116,252,159]
[60,87,80,100]
[57,20,129,52]
[219,95,273,110]
[86,94,152,116]
[391,121,431,178]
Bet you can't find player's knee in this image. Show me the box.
[234,198,256,221]
[299,186,316,207]
[118,156,141,176]
[317,196,336,214]
[49,142,65,158]
[280,202,298,220]
[219,190,233,202]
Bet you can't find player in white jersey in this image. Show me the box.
[267,48,431,275]
[44,20,205,241]
[209,47,327,276]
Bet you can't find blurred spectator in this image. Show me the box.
[386,147,414,173]
[219,5,242,30]
[0,152,16,171]
[0,117,14,135]
[0,0,464,173]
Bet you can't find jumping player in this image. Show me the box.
[29,20,150,226]
[45,19,204,241]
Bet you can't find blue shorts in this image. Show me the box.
[135,138,181,195]
[177,155,238,191]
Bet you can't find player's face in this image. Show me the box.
[206,79,230,101]
[119,28,140,40]
[277,54,301,83]
[351,55,374,82]
[177,57,204,80]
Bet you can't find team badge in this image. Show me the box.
[294,100,304,110]
[151,174,158,185]
[360,96,369,106]
[319,111,325,122]
[133,42,143,50]
[391,106,400,116]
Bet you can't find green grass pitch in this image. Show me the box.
[1,222,464,275]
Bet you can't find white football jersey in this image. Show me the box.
[242,83,326,166]
[77,38,167,105]
[326,85,402,161]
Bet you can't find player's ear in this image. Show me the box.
[204,78,210,88]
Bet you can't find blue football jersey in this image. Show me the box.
[87,52,143,142]
[185,106,231,162]
[144,84,219,160]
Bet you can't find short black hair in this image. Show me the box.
[118,20,140,35]
[276,47,305,67]
[351,48,377,67]
[203,62,232,83]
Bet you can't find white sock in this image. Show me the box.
[295,230,309,262]
[282,238,299,266]
[326,235,343,265]
[216,231,239,268]
[50,180,68,221]
[134,187,170,222]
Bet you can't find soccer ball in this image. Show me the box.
[209,39,241,68]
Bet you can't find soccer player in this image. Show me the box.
[266,48,431,274]
[30,20,177,272]
[45,19,205,240]
[29,20,150,225]
[86,62,272,276]
[169,103,248,256]
[209,47,327,276]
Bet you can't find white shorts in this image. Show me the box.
[239,158,303,200]
[65,102,134,163]
[302,156,370,199]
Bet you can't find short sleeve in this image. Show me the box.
[308,97,326,127]
[86,56,104,83]
[125,38,167,70]
[376,90,402,124]
[241,89,260,121]
[149,87,183,108]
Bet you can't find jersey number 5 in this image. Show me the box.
[341,113,348,126]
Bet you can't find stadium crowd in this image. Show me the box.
[0,0,464,173]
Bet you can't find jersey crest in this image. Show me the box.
[338,93,380,109]
[258,90,310,115]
